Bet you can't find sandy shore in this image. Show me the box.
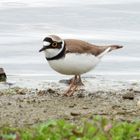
[0,76,140,127]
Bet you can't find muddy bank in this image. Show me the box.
[0,77,140,127]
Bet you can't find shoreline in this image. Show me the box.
[2,74,140,89]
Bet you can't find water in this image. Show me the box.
[0,0,140,81]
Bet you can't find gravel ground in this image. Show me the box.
[0,77,140,127]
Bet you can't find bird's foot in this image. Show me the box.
[75,79,84,86]
[64,84,78,97]
[74,75,84,86]
[63,75,84,97]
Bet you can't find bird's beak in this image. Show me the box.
[39,46,46,52]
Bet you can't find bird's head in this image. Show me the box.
[39,35,64,59]
[39,35,64,52]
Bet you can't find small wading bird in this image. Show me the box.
[39,35,123,96]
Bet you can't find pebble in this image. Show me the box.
[19,105,23,108]
[82,106,89,109]
[77,93,85,98]
[69,104,76,108]
[70,112,81,116]
[7,102,12,105]
[47,88,55,94]
[0,68,7,82]
[122,92,134,100]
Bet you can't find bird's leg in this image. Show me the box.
[64,75,78,96]
[67,84,78,96]
[66,75,85,96]
[67,75,84,96]
[76,75,84,86]
[64,75,85,96]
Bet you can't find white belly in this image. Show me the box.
[48,53,100,75]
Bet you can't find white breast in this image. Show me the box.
[48,53,100,75]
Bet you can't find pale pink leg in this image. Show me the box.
[64,75,78,96]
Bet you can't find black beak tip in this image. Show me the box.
[39,48,43,52]
[39,46,46,52]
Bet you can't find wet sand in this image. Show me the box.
[0,77,140,127]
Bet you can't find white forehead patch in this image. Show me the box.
[43,41,51,46]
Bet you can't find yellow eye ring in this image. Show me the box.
[52,42,57,47]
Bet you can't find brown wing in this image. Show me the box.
[64,39,101,56]
[64,39,123,56]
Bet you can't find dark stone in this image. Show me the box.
[70,112,80,116]
[0,68,7,82]
[122,92,134,100]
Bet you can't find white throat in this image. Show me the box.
[44,40,65,59]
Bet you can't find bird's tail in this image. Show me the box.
[97,45,123,59]
[108,45,123,51]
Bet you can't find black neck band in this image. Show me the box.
[46,42,66,61]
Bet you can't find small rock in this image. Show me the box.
[32,99,36,103]
[7,102,12,105]
[82,106,89,109]
[0,68,7,82]
[43,109,47,113]
[70,112,80,116]
[77,93,85,98]
[38,100,41,104]
[112,105,121,109]
[37,90,47,96]
[19,104,23,108]
[128,88,133,92]
[133,90,140,93]
[122,92,134,100]
[47,88,55,94]
[69,104,76,108]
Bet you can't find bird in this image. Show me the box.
[39,35,123,96]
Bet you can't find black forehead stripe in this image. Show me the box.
[43,37,53,42]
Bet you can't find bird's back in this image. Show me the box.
[64,39,101,56]
[64,39,122,57]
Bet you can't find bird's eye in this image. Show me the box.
[43,41,51,46]
[52,42,57,47]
